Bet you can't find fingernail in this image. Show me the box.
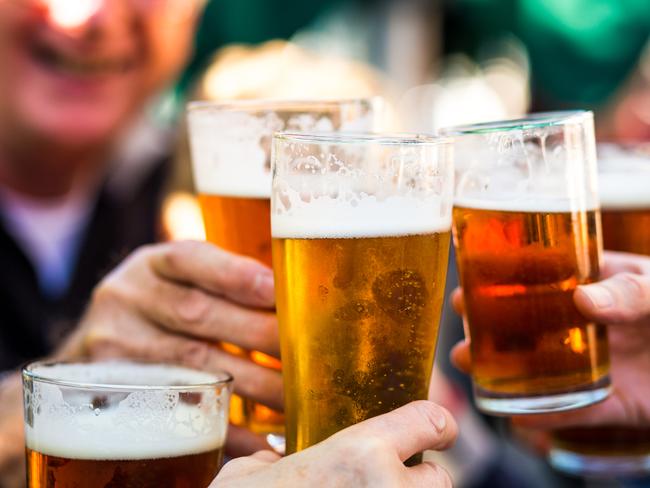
[584,285,614,309]
[431,408,447,433]
[254,272,275,303]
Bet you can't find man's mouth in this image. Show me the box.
[29,41,136,77]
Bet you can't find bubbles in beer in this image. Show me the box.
[372,269,428,323]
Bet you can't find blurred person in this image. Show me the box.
[0,1,284,485]
[214,400,457,487]
[443,0,650,140]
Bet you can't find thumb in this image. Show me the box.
[335,401,458,462]
[575,272,650,325]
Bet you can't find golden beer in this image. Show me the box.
[453,205,610,404]
[188,99,379,436]
[273,231,451,455]
[199,194,272,267]
[198,192,282,433]
[271,132,453,460]
[26,447,223,488]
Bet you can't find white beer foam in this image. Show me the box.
[453,196,599,213]
[597,144,650,210]
[25,363,228,461]
[188,108,376,198]
[272,195,452,238]
[188,110,274,198]
[599,175,650,210]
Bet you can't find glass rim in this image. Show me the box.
[273,131,453,146]
[439,110,593,135]
[186,96,381,113]
[22,359,233,392]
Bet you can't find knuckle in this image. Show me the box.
[177,341,212,369]
[617,272,646,296]
[125,244,157,267]
[92,277,127,307]
[161,241,205,273]
[412,400,444,427]
[162,242,189,272]
[174,288,211,326]
[615,273,650,321]
[249,314,277,348]
[85,331,121,358]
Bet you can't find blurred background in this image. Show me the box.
[159,3,650,487]
[2,1,648,487]
[163,0,650,240]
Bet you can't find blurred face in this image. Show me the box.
[0,0,200,149]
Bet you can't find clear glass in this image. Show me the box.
[442,111,611,415]
[549,143,650,477]
[271,132,454,463]
[186,98,381,442]
[23,360,232,488]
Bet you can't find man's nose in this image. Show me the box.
[40,0,130,38]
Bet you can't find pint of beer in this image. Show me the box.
[442,111,611,415]
[550,144,650,477]
[23,360,232,488]
[271,132,454,458]
[186,99,380,436]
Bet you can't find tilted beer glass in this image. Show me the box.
[186,98,380,437]
[271,132,454,462]
[442,111,611,415]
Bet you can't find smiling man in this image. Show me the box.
[0,2,297,484]
[0,0,203,365]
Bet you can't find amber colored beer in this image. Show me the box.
[602,208,650,255]
[550,175,650,474]
[199,194,272,267]
[453,205,610,403]
[26,447,223,488]
[273,230,451,455]
[198,192,283,434]
[552,427,650,458]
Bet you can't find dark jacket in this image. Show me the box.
[0,152,169,372]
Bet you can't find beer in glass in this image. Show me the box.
[550,144,650,476]
[442,111,611,415]
[187,99,380,436]
[23,360,232,488]
[271,132,454,459]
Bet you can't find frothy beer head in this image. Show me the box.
[23,362,230,461]
[271,132,454,239]
[187,99,380,199]
[598,144,650,210]
[453,197,599,213]
[443,111,600,213]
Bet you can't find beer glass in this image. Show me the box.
[186,98,380,437]
[550,144,650,476]
[23,360,232,488]
[271,132,454,460]
[442,111,610,415]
